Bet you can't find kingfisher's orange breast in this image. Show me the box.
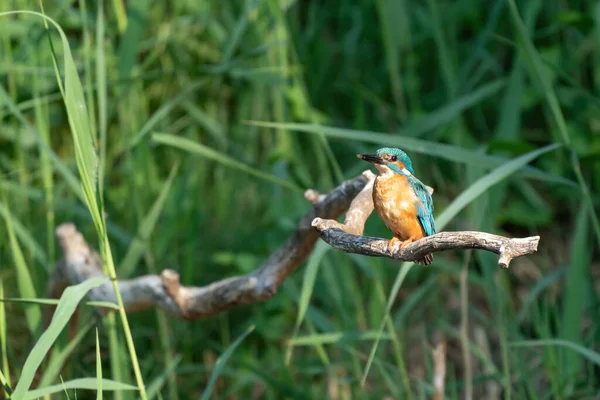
[373,173,426,240]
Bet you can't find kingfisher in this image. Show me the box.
[357,147,436,266]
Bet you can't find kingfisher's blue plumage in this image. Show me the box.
[357,147,436,265]
[408,175,436,237]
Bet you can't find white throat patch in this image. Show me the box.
[375,164,412,177]
[375,164,394,176]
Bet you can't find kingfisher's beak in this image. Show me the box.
[357,153,385,165]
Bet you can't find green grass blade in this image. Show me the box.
[0,298,61,306]
[181,102,227,149]
[288,331,391,346]
[117,0,145,83]
[246,121,573,186]
[30,8,148,398]
[119,161,180,277]
[375,0,407,119]
[130,80,207,146]
[11,277,107,399]
[96,328,102,400]
[221,0,260,63]
[506,0,600,245]
[32,51,56,264]
[0,202,46,267]
[511,340,600,366]
[361,143,562,385]
[516,268,566,323]
[111,0,127,33]
[105,313,125,400]
[0,282,9,392]
[58,377,69,399]
[0,84,85,202]
[24,378,136,400]
[80,0,96,143]
[146,354,182,400]
[561,203,591,378]
[199,325,255,400]
[286,241,329,363]
[96,0,107,200]
[505,1,567,144]
[435,143,561,228]
[60,39,100,226]
[361,261,413,386]
[39,321,93,387]
[426,0,457,100]
[294,241,329,332]
[85,301,120,310]
[152,133,303,192]
[1,204,41,335]
[0,298,118,310]
[401,79,504,138]
[15,7,101,230]
[37,10,99,215]
[264,0,295,164]
[0,369,10,399]
[247,77,503,141]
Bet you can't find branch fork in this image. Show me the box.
[46,170,539,320]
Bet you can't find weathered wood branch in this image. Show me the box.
[48,173,369,320]
[312,220,539,269]
[47,170,539,321]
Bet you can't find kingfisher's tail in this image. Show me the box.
[415,253,433,266]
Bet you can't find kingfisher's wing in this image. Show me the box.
[408,176,436,236]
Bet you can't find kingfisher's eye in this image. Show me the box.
[390,155,397,162]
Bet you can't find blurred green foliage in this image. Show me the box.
[0,0,599,398]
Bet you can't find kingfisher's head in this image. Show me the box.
[357,147,415,176]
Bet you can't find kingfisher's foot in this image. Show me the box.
[399,237,416,251]
[418,253,434,266]
[388,236,402,254]
[389,236,433,265]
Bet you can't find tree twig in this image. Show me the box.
[312,223,539,269]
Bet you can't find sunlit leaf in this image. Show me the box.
[11,278,107,399]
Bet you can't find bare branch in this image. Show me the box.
[312,221,539,269]
[313,170,376,236]
[49,174,368,320]
[48,169,540,322]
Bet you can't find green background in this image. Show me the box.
[1,0,599,399]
